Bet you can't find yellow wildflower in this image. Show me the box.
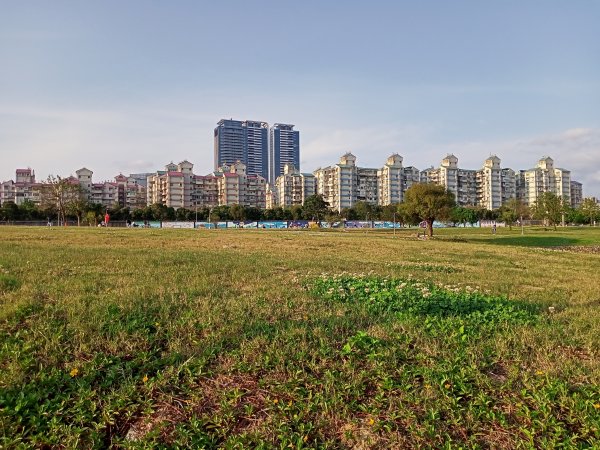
[594,403,600,409]
[444,383,451,389]
[69,368,79,377]
[535,370,544,376]
[142,375,149,383]
[273,398,279,404]
[368,417,375,426]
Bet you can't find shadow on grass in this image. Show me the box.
[478,236,580,248]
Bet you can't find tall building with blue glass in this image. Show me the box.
[269,124,300,183]
[214,119,269,180]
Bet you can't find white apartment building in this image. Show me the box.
[421,155,478,206]
[75,168,146,209]
[271,163,316,208]
[377,154,403,205]
[146,161,194,209]
[213,161,267,208]
[314,153,360,212]
[147,161,266,210]
[517,157,571,206]
[476,156,502,210]
[1,169,41,206]
[314,153,408,212]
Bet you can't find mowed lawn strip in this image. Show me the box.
[0,226,599,448]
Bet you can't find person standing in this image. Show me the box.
[104,211,110,227]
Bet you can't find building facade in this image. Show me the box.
[271,164,316,208]
[570,180,583,208]
[1,169,41,206]
[214,161,267,208]
[313,153,406,212]
[146,161,194,209]
[377,154,403,205]
[214,119,269,180]
[269,124,300,183]
[516,157,571,206]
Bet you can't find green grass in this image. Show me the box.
[0,226,599,448]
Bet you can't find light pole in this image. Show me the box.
[208,207,212,230]
[393,211,396,238]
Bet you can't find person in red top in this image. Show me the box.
[104,212,110,227]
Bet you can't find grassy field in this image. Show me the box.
[0,226,599,449]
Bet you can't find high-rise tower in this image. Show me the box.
[214,119,269,179]
[269,123,300,183]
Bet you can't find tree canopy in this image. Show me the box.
[533,192,565,230]
[303,194,330,221]
[400,183,456,237]
[39,176,85,225]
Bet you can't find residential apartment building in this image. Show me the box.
[214,161,267,208]
[377,154,403,205]
[146,161,194,209]
[314,153,360,212]
[271,163,316,208]
[192,175,219,208]
[501,168,517,205]
[75,168,146,209]
[516,157,571,206]
[0,168,41,206]
[313,153,404,212]
[570,181,583,208]
[402,166,421,193]
[269,124,300,183]
[420,155,478,206]
[214,119,269,180]
[476,156,502,210]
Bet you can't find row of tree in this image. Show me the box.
[1,180,599,236]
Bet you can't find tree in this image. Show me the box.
[449,206,478,227]
[19,200,41,220]
[67,198,91,226]
[288,205,302,220]
[580,198,600,226]
[533,192,565,230]
[0,202,20,221]
[400,183,455,237]
[499,198,529,230]
[84,210,99,226]
[229,204,246,221]
[303,194,330,222]
[39,176,84,225]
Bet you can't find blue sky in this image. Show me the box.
[1,1,599,197]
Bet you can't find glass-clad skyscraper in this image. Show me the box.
[214,119,269,179]
[269,124,300,183]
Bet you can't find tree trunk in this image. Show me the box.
[427,220,433,237]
